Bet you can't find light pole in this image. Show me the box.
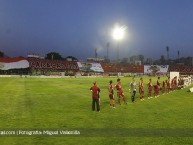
[112,25,126,76]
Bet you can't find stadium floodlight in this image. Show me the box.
[112,25,126,40]
[112,25,127,76]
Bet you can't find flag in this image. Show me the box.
[0,57,29,70]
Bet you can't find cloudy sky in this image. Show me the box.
[0,0,193,60]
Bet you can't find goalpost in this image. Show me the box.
[169,72,179,83]
[170,71,192,90]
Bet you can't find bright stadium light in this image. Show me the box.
[113,25,127,40]
[112,24,127,76]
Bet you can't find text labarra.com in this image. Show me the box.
[0,130,80,136]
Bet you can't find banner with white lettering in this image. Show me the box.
[28,59,79,71]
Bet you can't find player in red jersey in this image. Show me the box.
[171,78,175,91]
[174,76,178,90]
[166,78,170,94]
[108,80,115,108]
[115,78,127,105]
[162,80,166,95]
[154,85,159,97]
[139,78,144,101]
[90,82,100,112]
[147,78,153,99]
[157,77,161,96]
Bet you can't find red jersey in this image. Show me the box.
[171,79,175,88]
[90,85,100,99]
[167,81,170,89]
[148,82,153,91]
[139,81,144,92]
[157,80,161,87]
[116,82,123,95]
[162,81,166,88]
[108,84,114,94]
[108,84,114,99]
[174,79,177,87]
[154,85,158,90]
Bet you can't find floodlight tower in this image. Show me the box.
[112,25,126,76]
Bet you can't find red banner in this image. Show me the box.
[0,57,29,70]
[128,65,144,73]
[100,63,144,73]
[28,59,79,71]
[168,65,193,74]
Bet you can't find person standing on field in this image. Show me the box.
[147,78,153,99]
[130,78,136,103]
[166,78,170,94]
[90,82,100,112]
[162,80,166,95]
[174,76,178,90]
[139,77,144,101]
[154,84,159,97]
[108,80,115,108]
[171,77,175,91]
[115,78,127,105]
[157,77,161,96]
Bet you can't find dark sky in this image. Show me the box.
[0,0,193,61]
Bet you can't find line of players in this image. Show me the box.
[108,76,178,108]
[90,76,178,112]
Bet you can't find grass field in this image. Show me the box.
[0,76,193,145]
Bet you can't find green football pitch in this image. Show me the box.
[0,77,193,145]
